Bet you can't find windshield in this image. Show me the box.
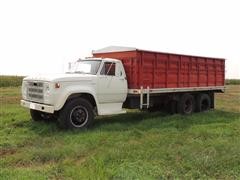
[67,60,101,75]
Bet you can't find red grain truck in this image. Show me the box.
[93,46,225,114]
[21,46,225,129]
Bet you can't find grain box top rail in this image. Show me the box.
[92,46,225,61]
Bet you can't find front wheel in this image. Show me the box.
[57,98,94,130]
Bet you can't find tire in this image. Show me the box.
[30,109,56,121]
[177,93,195,115]
[57,98,94,130]
[196,93,211,112]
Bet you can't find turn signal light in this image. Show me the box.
[55,83,60,88]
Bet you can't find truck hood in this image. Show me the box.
[23,73,96,82]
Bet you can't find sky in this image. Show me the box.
[0,0,239,78]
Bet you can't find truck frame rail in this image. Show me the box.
[129,86,225,95]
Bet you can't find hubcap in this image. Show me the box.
[70,106,88,127]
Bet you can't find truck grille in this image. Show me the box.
[27,82,44,103]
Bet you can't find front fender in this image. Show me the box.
[53,84,99,111]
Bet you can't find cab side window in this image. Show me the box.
[100,62,116,76]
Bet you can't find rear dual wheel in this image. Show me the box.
[196,93,211,112]
[177,93,211,114]
[177,93,195,115]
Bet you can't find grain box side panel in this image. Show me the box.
[180,56,191,87]
[198,58,208,87]
[215,59,225,86]
[167,54,180,88]
[94,50,225,89]
[207,59,215,86]
[155,53,168,88]
[139,51,156,88]
[120,57,139,88]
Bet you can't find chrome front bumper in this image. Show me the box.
[20,100,54,113]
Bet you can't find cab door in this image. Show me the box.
[97,61,127,103]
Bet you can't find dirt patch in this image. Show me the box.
[0,96,21,104]
[14,159,57,169]
[0,148,17,156]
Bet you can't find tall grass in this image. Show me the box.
[0,85,240,179]
[0,76,24,87]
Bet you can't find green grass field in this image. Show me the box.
[225,79,240,85]
[0,84,240,179]
[0,76,24,87]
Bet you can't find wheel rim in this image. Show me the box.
[184,99,193,113]
[70,105,88,128]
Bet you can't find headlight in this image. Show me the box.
[22,81,27,99]
[45,83,50,95]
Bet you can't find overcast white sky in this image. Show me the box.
[0,0,239,78]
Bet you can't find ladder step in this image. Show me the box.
[140,86,150,109]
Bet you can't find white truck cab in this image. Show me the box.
[21,58,128,129]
